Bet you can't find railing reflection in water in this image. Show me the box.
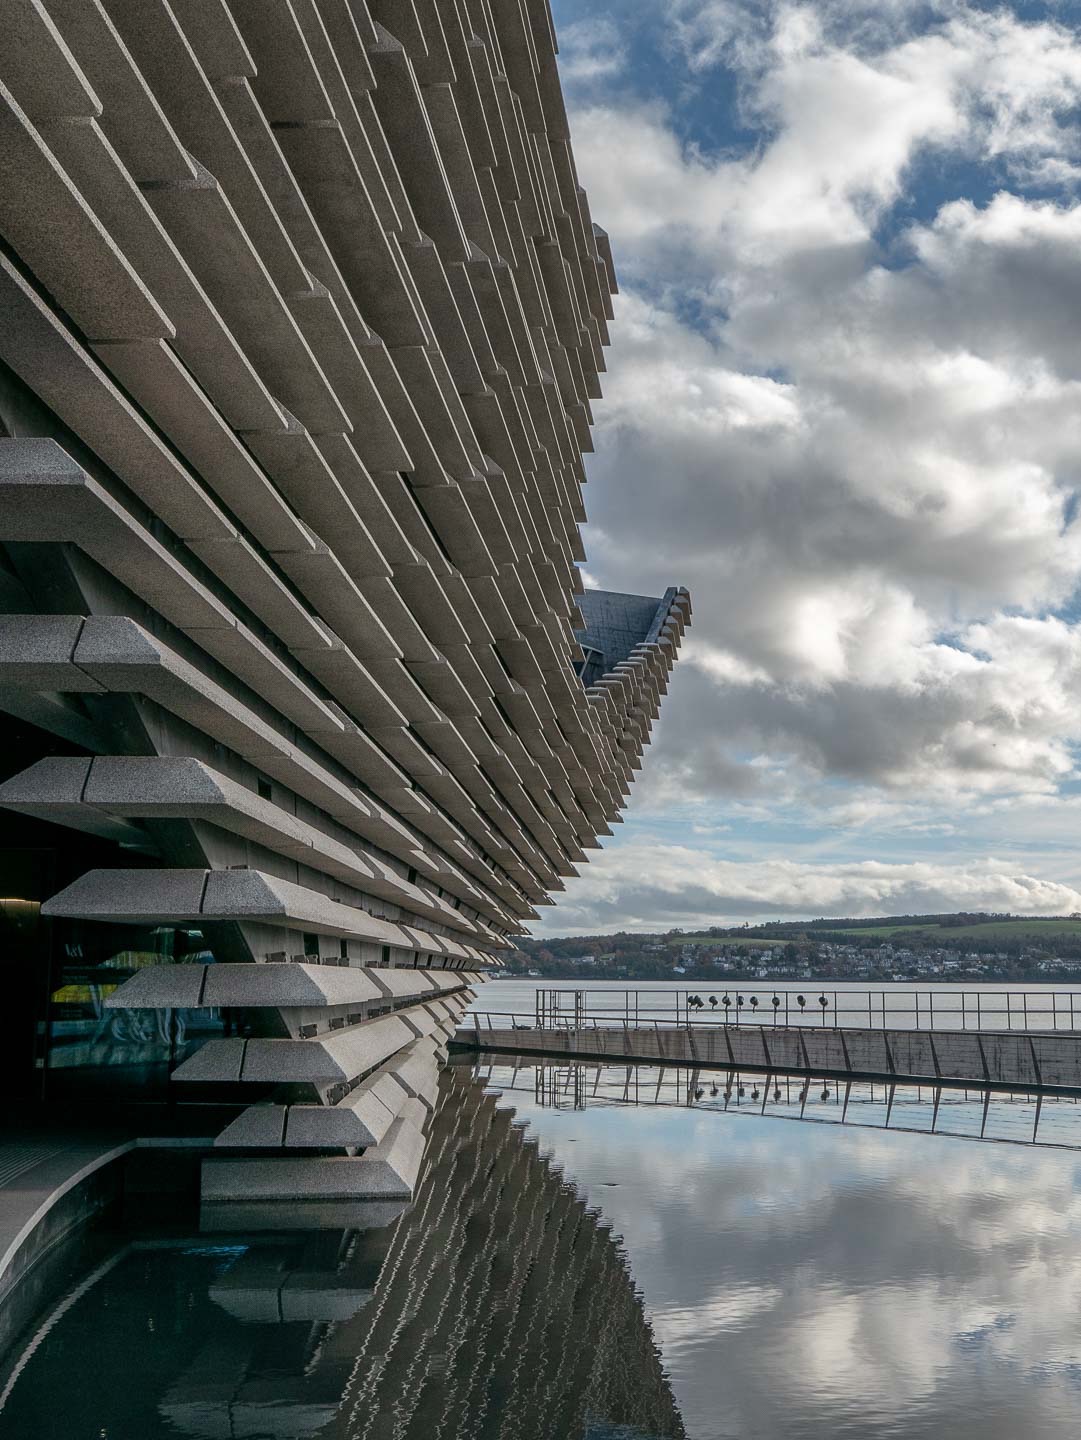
[476,1055,1081,1150]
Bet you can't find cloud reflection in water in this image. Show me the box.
[484,1059,1081,1440]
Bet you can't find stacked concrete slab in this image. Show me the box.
[0,0,689,1203]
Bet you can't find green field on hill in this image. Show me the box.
[821,918,1081,941]
[675,917,1081,944]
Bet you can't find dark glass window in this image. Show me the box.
[43,917,224,1101]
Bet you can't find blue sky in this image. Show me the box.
[536,0,1081,934]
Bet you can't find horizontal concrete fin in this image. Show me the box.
[43,867,472,955]
[201,1103,426,1198]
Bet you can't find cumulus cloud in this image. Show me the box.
[554,17,628,83]
[540,0,1081,928]
[535,844,1081,934]
[572,6,1081,277]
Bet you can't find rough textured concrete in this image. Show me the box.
[202,1097,429,1200]
[0,0,690,1212]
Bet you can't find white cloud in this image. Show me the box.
[572,6,1081,281]
[561,11,1081,789]
[555,17,628,83]
[544,0,1081,925]
[536,844,1081,934]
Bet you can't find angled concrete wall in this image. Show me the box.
[0,0,689,1204]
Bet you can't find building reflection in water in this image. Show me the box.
[0,1066,685,1440]
[489,1054,1081,1150]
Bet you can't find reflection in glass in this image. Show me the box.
[44,919,224,1098]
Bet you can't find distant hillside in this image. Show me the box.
[690,913,1081,942]
[505,913,1081,983]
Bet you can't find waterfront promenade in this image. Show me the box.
[459,986,1081,1092]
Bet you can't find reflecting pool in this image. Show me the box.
[4,1058,1081,1439]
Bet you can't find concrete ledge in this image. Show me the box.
[43,867,474,960]
[201,1098,428,1201]
[105,960,470,1013]
[172,1012,414,1088]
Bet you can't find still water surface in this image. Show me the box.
[3,1052,1081,1439]
[469,976,1081,1030]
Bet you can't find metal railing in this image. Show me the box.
[503,987,1081,1034]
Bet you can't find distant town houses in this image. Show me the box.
[502,916,1081,983]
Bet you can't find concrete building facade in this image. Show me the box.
[0,0,689,1205]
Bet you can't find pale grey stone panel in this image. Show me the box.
[44,0,198,184]
[202,962,383,1009]
[3,2,101,124]
[352,1097,429,1193]
[0,615,101,691]
[213,1104,288,1149]
[398,1006,440,1041]
[41,866,207,921]
[385,1044,439,1110]
[103,964,207,1010]
[0,82,172,341]
[239,1013,413,1084]
[367,968,437,999]
[201,1144,418,1201]
[284,1087,397,1149]
[0,756,146,843]
[172,1037,247,1082]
